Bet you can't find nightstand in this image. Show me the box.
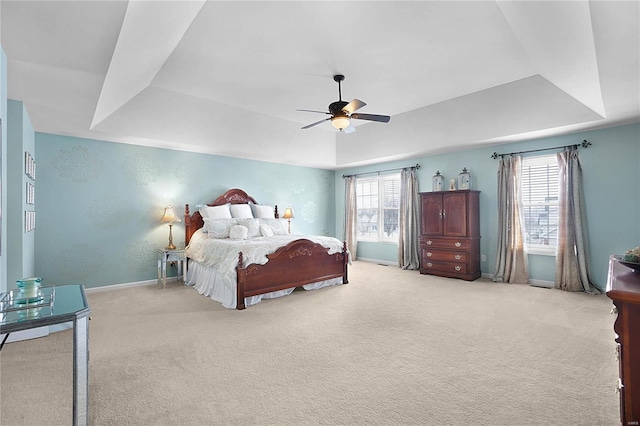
[157,248,187,289]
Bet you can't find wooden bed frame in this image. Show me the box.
[184,188,348,310]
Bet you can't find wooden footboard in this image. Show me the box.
[236,239,349,310]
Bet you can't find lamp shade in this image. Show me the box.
[331,115,350,130]
[282,207,294,219]
[160,206,181,223]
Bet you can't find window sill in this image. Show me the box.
[357,239,399,245]
[526,248,556,256]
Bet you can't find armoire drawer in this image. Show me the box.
[422,250,467,263]
[420,237,471,250]
[421,260,468,274]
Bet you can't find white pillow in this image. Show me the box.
[229,225,248,240]
[229,204,253,219]
[203,218,237,239]
[260,218,288,235]
[260,223,274,237]
[237,218,260,238]
[250,204,275,219]
[200,204,232,219]
[186,228,206,247]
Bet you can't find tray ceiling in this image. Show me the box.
[2,1,638,168]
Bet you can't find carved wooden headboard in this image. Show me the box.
[184,188,279,244]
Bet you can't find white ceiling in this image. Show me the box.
[1,1,639,169]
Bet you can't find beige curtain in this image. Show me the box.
[555,148,600,293]
[398,168,420,269]
[343,176,358,260]
[493,155,529,283]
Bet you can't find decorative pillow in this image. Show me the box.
[229,204,253,219]
[200,204,232,219]
[260,223,274,237]
[237,218,260,238]
[260,218,288,235]
[250,204,275,219]
[203,218,237,239]
[229,225,248,240]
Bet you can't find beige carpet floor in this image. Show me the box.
[1,261,620,425]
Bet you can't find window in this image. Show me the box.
[356,174,400,242]
[521,154,559,255]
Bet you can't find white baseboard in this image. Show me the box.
[355,257,399,267]
[528,279,554,288]
[481,272,553,288]
[84,279,157,294]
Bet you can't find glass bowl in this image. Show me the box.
[16,277,43,297]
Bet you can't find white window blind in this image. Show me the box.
[521,154,559,254]
[356,174,400,242]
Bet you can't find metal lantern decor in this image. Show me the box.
[432,171,444,192]
[458,167,471,190]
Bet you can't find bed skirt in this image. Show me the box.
[186,260,344,309]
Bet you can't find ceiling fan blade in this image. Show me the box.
[297,109,330,114]
[301,117,331,129]
[343,99,366,114]
[351,113,391,123]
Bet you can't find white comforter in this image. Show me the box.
[185,230,349,308]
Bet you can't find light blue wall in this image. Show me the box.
[6,100,35,287]
[34,133,335,288]
[335,123,640,289]
[0,47,7,292]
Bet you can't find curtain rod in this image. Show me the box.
[342,163,420,179]
[491,140,592,159]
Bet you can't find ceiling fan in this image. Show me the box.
[298,74,391,133]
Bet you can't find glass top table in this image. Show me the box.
[0,285,91,426]
[1,285,90,331]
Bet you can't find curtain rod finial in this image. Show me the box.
[581,140,592,148]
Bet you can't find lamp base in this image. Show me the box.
[166,223,176,250]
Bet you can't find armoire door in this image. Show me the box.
[421,193,443,235]
[443,192,468,237]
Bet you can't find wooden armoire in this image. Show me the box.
[419,190,481,281]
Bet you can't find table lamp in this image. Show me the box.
[282,207,294,234]
[160,206,181,250]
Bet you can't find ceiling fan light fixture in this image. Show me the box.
[299,74,390,132]
[331,115,350,131]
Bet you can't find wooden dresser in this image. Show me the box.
[606,255,640,425]
[418,190,481,281]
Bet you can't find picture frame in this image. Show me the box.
[25,151,31,178]
[24,151,36,180]
[26,182,35,204]
[25,210,35,232]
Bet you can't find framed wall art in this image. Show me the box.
[26,182,35,205]
[25,210,35,233]
[25,151,36,180]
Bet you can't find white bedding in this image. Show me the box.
[185,229,349,308]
